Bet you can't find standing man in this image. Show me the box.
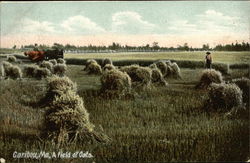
[33,43,39,51]
[205,51,212,69]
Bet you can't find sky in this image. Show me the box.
[0,1,250,48]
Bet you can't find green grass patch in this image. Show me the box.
[0,48,23,54]
[65,51,250,64]
[65,58,232,74]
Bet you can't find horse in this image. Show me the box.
[24,51,45,62]
[24,49,64,62]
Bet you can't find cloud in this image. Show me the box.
[11,18,56,35]
[197,10,240,31]
[111,11,156,34]
[6,15,106,36]
[2,9,248,48]
[167,20,198,33]
[167,10,243,35]
[199,10,237,22]
[61,15,106,34]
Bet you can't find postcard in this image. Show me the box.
[0,1,249,163]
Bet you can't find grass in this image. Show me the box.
[0,48,23,54]
[64,51,250,64]
[1,50,249,64]
[63,51,249,75]
[1,51,249,71]
[0,61,249,162]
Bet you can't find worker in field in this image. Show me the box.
[33,43,39,51]
[205,51,212,69]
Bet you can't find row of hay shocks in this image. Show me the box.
[150,60,182,79]
[1,56,109,145]
[84,58,131,98]
[196,69,250,118]
[0,56,22,79]
[84,58,181,97]
[7,55,17,63]
[84,58,249,118]
[1,61,22,79]
[41,75,109,146]
[24,58,67,79]
[83,58,113,75]
[0,55,67,80]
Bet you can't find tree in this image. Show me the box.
[176,43,189,51]
[65,44,76,50]
[52,43,64,50]
[183,43,189,51]
[213,41,250,51]
[152,42,160,51]
[38,44,50,50]
[246,42,250,51]
[12,45,16,49]
[109,42,120,50]
[202,44,210,51]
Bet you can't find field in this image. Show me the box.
[1,50,250,64]
[0,51,249,162]
[64,51,250,64]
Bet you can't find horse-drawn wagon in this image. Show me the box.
[24,49,64,62]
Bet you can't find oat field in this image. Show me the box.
[0,52,249,163]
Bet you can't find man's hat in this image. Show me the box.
[206,51,211,54]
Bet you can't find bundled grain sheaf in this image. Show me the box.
[149,63,157,69]
[7,55,17,62]
[8,65,22,79]
[196,69,223,89]
[207,83,243,111]
[1,61,12,77]
[57,58,66,64]
[135,67,152,87]
[151,68,168,86]
[0,65,3,77]
[155,61,168,77]
[53,64,67,76]
[165,60,172,66]
[40,61,53,72]
[232,77,250,106]
[40,75,77,116]
[171,62,181,78]
[155,61,180,78]
[101,69,131,97]
[120,65,152,88]
[87,62,102,75]
[49,59,57,65]
[84,59,97,71]
[166,65,174,77]
[101,58,112,67]
[44,90,93,143]
[103,64,116,72]
[2,61,12,67]
[43,76,101,144]
[23,65,39,77]
[47,75,77,96]
[1,61,22,79]
[34,67,51,79]
[86,59,97,65]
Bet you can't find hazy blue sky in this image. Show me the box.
[1,1,249,48]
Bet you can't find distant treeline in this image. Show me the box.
[15,41,250,52]
[214,42,250,51]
